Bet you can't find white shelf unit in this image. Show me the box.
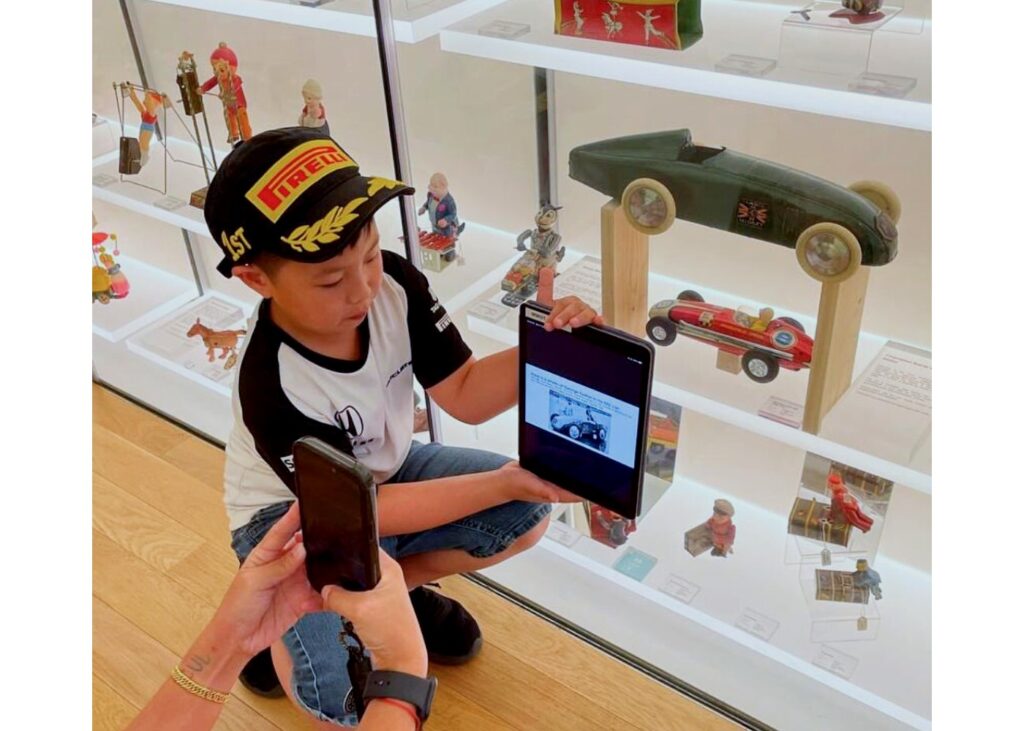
[440,0,931,130]
[451,247,931,493]
[92,256,198,342]
[147,0,508,43]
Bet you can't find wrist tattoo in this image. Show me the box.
[184,654,211,674]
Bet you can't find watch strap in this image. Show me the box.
[363,670,437,722]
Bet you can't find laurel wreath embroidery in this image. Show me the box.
[367,177,402,197]
[280,197,368,253]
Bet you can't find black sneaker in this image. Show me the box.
[409,585,483,665]
[239,648,285,698]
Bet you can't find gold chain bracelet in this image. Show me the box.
[171,665,230,704]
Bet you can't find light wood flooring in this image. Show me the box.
[93,383,737,730]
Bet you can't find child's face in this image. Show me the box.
[247,221,383,337]
[428,178,447,198]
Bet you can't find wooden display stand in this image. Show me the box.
[600,200,869,435]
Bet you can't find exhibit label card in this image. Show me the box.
[552,256,602,313]
[812,644,859,680]
[545,519,581,548]
[613,548,658,582]
[758,395,804,429]
[735,608,780,642]
[658,574,700,604]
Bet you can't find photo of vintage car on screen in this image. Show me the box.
[547,392,612,453]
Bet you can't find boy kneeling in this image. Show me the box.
[205,128,598,726]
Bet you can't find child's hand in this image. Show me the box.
[535,267,604,331]
[499,461,583,504]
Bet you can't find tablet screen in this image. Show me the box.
[519,303,653,518]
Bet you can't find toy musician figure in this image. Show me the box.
[515,204,566,267]
[200,42,252,145]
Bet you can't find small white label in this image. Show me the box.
[93,173,117,188]
[658,574,700,604]
[154,195,187,211]
[715,54,777,78]
[468,300,510,324]
[545,520,581,547]
[813,645,859,679]
[758,395,804,428]
[478,20,531,40]
[735,608,780,641]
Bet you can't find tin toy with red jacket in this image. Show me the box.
[200,42,252,145]
[298,79,329,136]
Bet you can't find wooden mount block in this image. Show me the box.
[600,200,649,338]
[716,350,742,375]
[803,267,870,434]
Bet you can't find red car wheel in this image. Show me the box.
[742,350,780,383]
[646,317,677,345]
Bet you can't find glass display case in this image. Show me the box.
[93,1,931,728]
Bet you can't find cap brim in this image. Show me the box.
[216,174,414,277]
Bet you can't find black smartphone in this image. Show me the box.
[292,437,381,592]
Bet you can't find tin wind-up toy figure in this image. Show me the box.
[414,172,465,272]
[200,42,252,145]
[298,79,329,135]
[501,204,566,307]
[119,83,169,169]
[827,473,874,533]
[556,0,703,50]
[685,498,735,558]
[851,559,883,600]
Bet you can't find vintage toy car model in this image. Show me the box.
[551,412,608,447]
[646,290,813,383]
[569,129,900,282]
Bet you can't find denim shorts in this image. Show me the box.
[230,441,551,726]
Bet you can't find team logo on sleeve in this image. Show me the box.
[246,140,356,222]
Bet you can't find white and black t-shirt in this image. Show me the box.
[223,251,471,530]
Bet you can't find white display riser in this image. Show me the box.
[441,0,931,130]
[147,0,508,43]
[451,248,931,493]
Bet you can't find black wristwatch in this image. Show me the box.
[363,670,437,723]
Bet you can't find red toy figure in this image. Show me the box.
[589,504,636,547]
[200,42,252,145]
[707,499,735,557]
[827,473,874,533]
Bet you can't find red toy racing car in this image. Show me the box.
[646,290,813,383]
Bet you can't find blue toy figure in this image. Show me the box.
[851,559,882,600]
[418,172,465,238]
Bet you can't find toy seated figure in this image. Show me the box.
[418,172,464,239]
[851,559,882,600]
[827,473,874,533]
[751,307,775,332]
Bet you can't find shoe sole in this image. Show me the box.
[427,636,483,666]
[240,678,286,699]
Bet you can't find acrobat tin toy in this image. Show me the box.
[555,0,703,51]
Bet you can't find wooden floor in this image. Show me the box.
[93,384,737,730]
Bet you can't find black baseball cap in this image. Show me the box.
[204,127,413,277]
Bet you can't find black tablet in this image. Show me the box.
[518,300,655,519]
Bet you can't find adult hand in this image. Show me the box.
[207,502,322,660]
[499,460,583,504]
[321,551,428,677]
[534,268,605,331]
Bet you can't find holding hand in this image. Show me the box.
[322,551,429,676]
[534,267,604,332]
[499,460,583,504]
[208,502,322,659]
